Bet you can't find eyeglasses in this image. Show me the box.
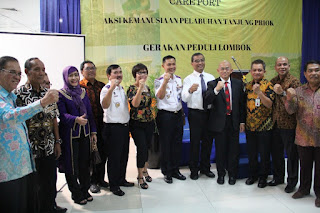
[137,71,148,75]
[193,59,205,63]
[44,82,52,86]
[1,69,22,77]
[306,68,320,74]
[84,67,96,71]
[220,67,230,71]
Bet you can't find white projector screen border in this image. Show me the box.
[0,32,85,90]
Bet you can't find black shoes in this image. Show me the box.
[200,170,215,178]
[190,172,199,180]
[268,179,284,186]
[245,177,258,185]
[89,184,100,193]
[292,190,310,199]
[119,180,134,187]
[172,171,186,180]
[228,177,236,185]
[284,184,296,193]
[217,176,225,185]
[54,205,67,213]
[164,175,173,184]
[258,178,267,188]
[112,188,125,196]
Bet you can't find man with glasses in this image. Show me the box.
[205,60,245,185]
[14,57,67,213]
[285,60,320,208]
[79,60,108,193]
[182,53,215,180]
[0,56,59,212]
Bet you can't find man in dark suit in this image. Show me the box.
[205,60,245,185]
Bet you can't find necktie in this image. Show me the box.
[200,74,207,109]
[225,82,231,115]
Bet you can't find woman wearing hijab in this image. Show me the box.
[57,66,97,205]
[127,63,154,189]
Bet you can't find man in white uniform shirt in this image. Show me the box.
[155,55,186,184]
[100,64,134,196]
[182,53,215,180]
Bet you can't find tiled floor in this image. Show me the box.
[56,140,319,213]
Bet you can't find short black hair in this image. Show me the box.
[251,59,266,70]
[0,56,18,70]
[162,55,176,64]
[106,64,120,75]
[80,60,95,71]
[132,63,148,78]
[24,57,39,71]
[191,53,204,62]
[303,60,320,72]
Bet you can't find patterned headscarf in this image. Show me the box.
[62,66,87,115]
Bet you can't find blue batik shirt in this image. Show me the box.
[0,85,43,183]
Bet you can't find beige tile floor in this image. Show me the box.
[56,140,319,213]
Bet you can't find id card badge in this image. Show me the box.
[255,97,261,107]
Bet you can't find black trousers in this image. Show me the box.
[65,134,91,201]
[90,127,107,185]
[130,121,154,168]
[246,130,271,179]
[188,108,213,173]
[297,145,320,197]
[35,154,57,212]
[271,127,298,185]
[213,115,240,178]
[102,123,129,191]
[157,110,183,176]
[0,172,39,213]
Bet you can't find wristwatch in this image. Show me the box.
[55,139,62,144]
[281,91,287,97]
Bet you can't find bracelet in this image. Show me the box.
[55,139,62,144]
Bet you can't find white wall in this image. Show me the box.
[0,0,40,32]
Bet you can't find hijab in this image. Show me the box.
[62,66,87,116]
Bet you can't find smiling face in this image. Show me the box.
[217,60,233,81]
[0,60,21,92]
[26,59,46,86]
[162,58,176,75]
[81,62,96,82]
[68,71,80,87]
[250,63,266,82]
[107,67,123,83]
[275,57,290,79]
[191,54,205,73]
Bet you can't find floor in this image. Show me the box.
[56,140,319,213]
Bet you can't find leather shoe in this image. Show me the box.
[200,170,215,178]
[245,177,258,185]
[284,184,296,193]
[99,181,109,188]
[268,179,284,186]
[89,184,100,193]
[190,172,199,180]
[54,205,67,213]
[228,177,236,185]
[164,175,173,184]
[258,178,267,188]
[119,180,134,187]
[112,188,125,196]
[315,197,320,208]
[172,171,186,180]
[217,176,224,184]
[292,190,309,199]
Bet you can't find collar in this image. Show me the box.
[193,70,205,77]
[303,83,320,91]
[0,85,11,98]
[24,83,46,93]
[220,77,231,84]
[82,78,96,86]
[276,73,292,82]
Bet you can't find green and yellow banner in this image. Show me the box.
[81,0,302,87]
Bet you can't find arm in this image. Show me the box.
[57,93,77,129]
[130,80,146,108]
[205,80,218,104]
[181,77,192,103]
[284,88,298,115]
[101,80,117,109]
[253,83,273,109]
[52,117,62,159]
[156,73,171,100]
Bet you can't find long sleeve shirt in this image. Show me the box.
[0,85,43,183]
[285,84,320,147]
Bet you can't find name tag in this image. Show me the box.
[255,98,260,107]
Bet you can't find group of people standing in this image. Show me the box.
[0,53,319,212]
